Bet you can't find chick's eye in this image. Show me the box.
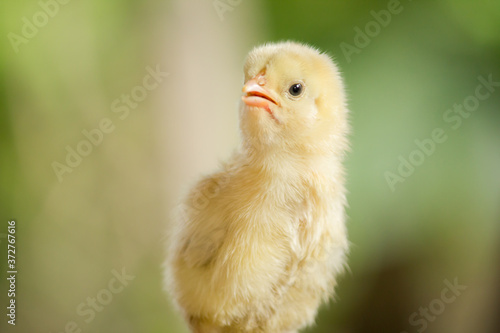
[289,83,303,97]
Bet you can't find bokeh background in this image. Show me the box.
[1,0,499,332]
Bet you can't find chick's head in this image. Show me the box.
[240,41,348,155]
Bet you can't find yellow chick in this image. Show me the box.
[165,41,349,333]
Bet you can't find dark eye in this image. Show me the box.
[289,83,303,97]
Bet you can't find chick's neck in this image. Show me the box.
[239,142,339,182]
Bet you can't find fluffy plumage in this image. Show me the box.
[165,41,350,333]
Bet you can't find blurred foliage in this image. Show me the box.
[0,0,499,332]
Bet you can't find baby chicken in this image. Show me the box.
[165,41,350,333]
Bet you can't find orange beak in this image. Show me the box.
[241,78,278,115]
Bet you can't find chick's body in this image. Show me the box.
[166,42,349,333]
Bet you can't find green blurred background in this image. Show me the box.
[1,0,499,332]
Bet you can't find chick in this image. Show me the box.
[165,41,350,333]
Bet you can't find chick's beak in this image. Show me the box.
[242,78,278,114]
